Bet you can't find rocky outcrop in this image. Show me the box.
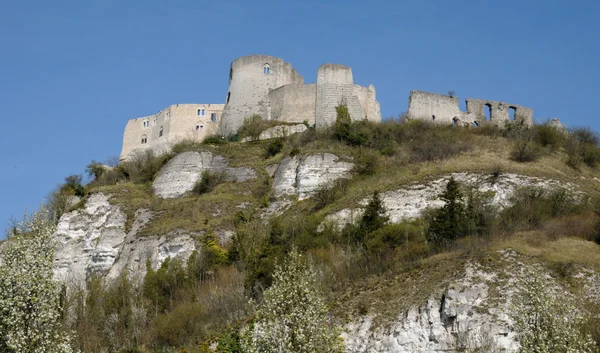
[322,172,574,230]
[272,153,353,200]
[152,151,257,198]
[241,124,308,142]
[343,251,599,352]
[54,193,197,285]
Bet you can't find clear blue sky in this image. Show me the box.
[1,0,599,234]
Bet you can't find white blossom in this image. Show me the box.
[510,271,594,353]
[0,210,74,353]
[243,250,342,353]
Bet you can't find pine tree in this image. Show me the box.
[428,177,467,245]
[359,191,389,235]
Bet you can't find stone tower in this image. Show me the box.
[219,55,304,136]
[315,64,379,129]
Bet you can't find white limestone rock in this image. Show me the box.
[152,151,257,198]
[241,123,308,142]
[322,172,575,231]
[273,153,354,200]
[54,194,197,285]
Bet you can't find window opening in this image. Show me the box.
[197,108,206,116]
[211,113,217,122]
[141,135,147,144]
[484,104,492,121]
[227,92,231,103]
[509,106,516,120]
[473,121,479,127]
[159,126,163,137]
[263,63,270,74]
[432,115,436,121]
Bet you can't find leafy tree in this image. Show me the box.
[0,210,74,353]
[243,250,342,353]
[510,271,594,353]
[427,177,468,245]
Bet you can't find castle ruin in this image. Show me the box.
[120,55,535,160]
[120,55,381,160]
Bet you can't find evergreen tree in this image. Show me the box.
[428,177,468,245]
[359,191,389,235]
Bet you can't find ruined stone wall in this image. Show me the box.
[466,98,533,127]
[120,104,223,160]
[354,84,381,123]
[268,84,316,124]
[219,55,304,135]
[315,64,380,128]
[407,90,464,124]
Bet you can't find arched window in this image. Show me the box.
[141,135,147,144]
[263,63,270,74]
[211,113,217,122]
[159,126,163,137]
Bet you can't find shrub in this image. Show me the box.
[313,178,350,211]
[238,114,278,141]
[86,160,107,181]
[409,127,471,163]
[365,220,425,253]
[571,127,599,146]
[354,149,379,176]
[581,144,600,168]
[151,302,206,347]
[202,135,227,145]
[510,140,543,163]
[242,250,342,353]
[534,123,565,151]
[61,174,86,197]
[171,140,204,154]
[510,271,594,353]
[192,170,226,195]
[122,149,172,183]
[263,138,284,159]
[499,187,580,232]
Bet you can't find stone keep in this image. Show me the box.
[219,55,304,136]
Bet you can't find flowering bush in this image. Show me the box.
[0,210,74,353]
[243,250,342,353]
[510,271,594,353]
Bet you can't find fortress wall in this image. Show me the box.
[354,84,382,123]
[466,98,533,127]
[120,104,223,160]
[219,55,304,135]
[317,64,353,85]
[315,83,365,128]
[268,84,316,124]
[407,90,463,124]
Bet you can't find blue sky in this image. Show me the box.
[1,0,599,233]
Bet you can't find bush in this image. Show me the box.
[354,149,379,176]
[171,140,204,154]
[409,127,472,163]
[263,138,284,159]
[510,140,543,163]
[581,144,600,168]
[202,135,227,145]
[122,149,172,183]
[151,302,206,347]
[238,114,278,141]
[534,123,565,152]
[365,220,425,253]
[192,170,226,195]
[571,127,599,146]
[498,187,580,232]
[313,178,350,211]
[61,174,86,197]
[242,250,342,353]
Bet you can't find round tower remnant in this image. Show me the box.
[219,55,304,136]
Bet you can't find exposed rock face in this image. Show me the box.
[152,151,257,198]
[323,172,574,230]
[241,123,308,142]
[54,193,196,285]
[343,260,518,352]
[272,153,353,200]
